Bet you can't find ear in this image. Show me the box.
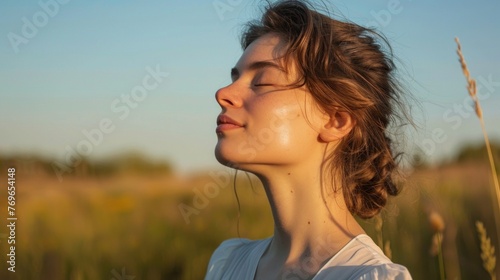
[319,110,356,142]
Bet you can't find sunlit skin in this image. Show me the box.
[215,33,365,279]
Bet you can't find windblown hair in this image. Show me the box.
[242,0,409,219]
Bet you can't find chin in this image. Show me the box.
[214,150,229,166]
[214,145,237,168]
[215,147,259,173]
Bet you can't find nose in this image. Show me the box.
[215,84,243,108]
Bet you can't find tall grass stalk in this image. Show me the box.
[437,233,446,280]
[455,37,500,253]
[477,221,497,280]
[374,215,384,249]
[374,214,392,259]
[429,211,446,280]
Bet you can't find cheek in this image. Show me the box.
[252,102,317,149]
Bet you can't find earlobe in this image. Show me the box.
[319,110,355,142]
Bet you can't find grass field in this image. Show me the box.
[0,156,499,280]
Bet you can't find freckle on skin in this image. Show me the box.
[308,221,310,225]
[288,172,291,175]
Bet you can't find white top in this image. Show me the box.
[205,234,412,280]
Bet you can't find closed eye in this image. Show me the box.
[254,83,275,87]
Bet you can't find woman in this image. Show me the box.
[206,1,412,279]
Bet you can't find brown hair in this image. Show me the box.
[241,0,409,219]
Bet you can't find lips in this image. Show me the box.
[216,115,244,133]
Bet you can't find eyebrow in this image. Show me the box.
[231,60,285,79]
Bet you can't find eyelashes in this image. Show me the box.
[253,83,275,87]
[252,70,275,87]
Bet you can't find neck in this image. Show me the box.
[254,165,364,276]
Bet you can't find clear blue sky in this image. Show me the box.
[1,0,499,172]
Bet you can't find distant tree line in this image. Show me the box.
[405,141,498,170]
[455,142,500,164]
[0,152,172,177]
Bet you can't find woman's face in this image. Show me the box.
[214,33,327,172]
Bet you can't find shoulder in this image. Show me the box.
[314,235,412,280]
[205,238,249,280]
[315,263,412,280]
[333,234,395,265]
[359,264,412,280]
[204,238,270,280]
